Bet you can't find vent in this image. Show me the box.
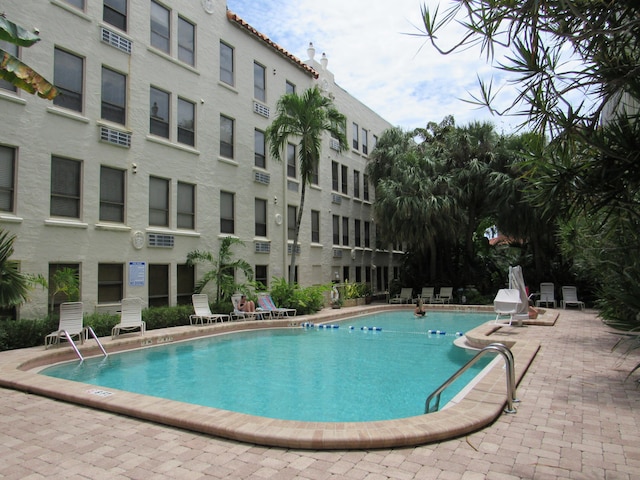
[100,126,131,147]
[287,244,301,255]
[255,241,271,253]
[101,27,132,54]
[333,248,343,258]
[331,193,342,205]
[287,180,299,192]
[147,233,174,248]
[254,171,270,185]
[253,101,270,118]
[330,138,340,151]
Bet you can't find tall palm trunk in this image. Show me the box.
[289,181,307,283]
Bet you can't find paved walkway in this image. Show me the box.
[1,309,639,479]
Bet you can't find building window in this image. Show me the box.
[177,97,195,146]
[104,0,127,31]
[0,40,18,92]
[311,210,320,243]
[286,144,296,178]
[255,265,268,289]
[220,41,234,85]
[63,0,84,9]
[363,174,370,201]
[362,128,368,154]
[285,80,295,94]
[177,181,195,229]
[343,266,350,283]
[254,61,266,102]
[373,134,378,150]
[178,16,195,66]
[352,122,359,150]
[53,48,83,112]
[342,217,349,246]
[101,66,126,124]
[354,219,361,247]
[255,198,267,237]
[332,215,340,245]
[50,156,81,218]
[99,166,125,222]
[220,191,234,234]
[0,146,15,212]
[254,129,266,168]
[149,176,169,227]
[287,205,297,241]
[353,170,360,198]
[150,0,170,53]
[355,266,362,283]
[364,221,371,248]
[148,264,169,307]
[177,263,195,305]
[98,263,123,303]
[331,161,339,191]
[311,162,319,185]
[220,115,234,158]
[150,87,169,138]
[341,165,348,194]
[49,263,80,312]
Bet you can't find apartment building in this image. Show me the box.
[0,0,401,318]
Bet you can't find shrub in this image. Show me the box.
[270,277,330,315]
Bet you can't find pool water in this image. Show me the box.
[41,311,494,422]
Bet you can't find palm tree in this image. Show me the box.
[266,85,347,284]
[0,228,30,308]
[186,236,253,303]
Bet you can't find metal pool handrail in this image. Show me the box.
[425,342,519,414]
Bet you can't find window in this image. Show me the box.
[363,174,370,201]
[353,170,360,198]
[63,0,84,9]
[364,221,371,248]
[220,41,234,85]
[254,130,266,168]
[285,81,295,94]
[49,263,80,312]
[220,191,234,234]
[331,161,339,191]
[255,198,267,237]
[149,176,169,227]
[354,219,361,247]
[0,40,18,91]
[101,67,126,124]
[373,134,378,151]
[99,166,125,222]
[311,210,320,243]
[342,217,349,246]
[177,181,195,229]
[104,0,127,31]
[0,146,15,212]
[355,266,362,283]
[220,115,234,158]
[254,62,266,102]
[98,263,123,303]
[148,263,169,307]
[177,98,195,146]
[332,215,340,245]
[286,144,296,178]
[51,156,81,218]
[177,263,195,305]
[178,16,195,66]
[54,48,83,112]
[311,162,319,185]
[341,165,348,194]
[362,128,368,155]
[352,122,359,149]
[150,1,170,53]
[150,87,169,138]
[287,205,297,241]
[255,265,268,289]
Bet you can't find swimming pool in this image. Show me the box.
[41,311,494,422]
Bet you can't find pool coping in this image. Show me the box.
[0,304,546,450]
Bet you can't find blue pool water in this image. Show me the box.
[41,311,494,422]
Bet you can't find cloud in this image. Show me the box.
[227,0,520,133]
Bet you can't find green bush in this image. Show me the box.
[270,277,330,315]
[0,316,58,351]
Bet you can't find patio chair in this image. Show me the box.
[389,288,414,304]
[45,301,85,349]
[112,297,146,338]
[561,286,585,310]
[257,293,297,318]
[189,294,230,324]
[230,294,268,321]
[535,282,556,308]
[419,287,434,303]
[433,287,453,304]
[493,289,524,326]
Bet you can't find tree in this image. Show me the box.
[0,228,31,308]
[186,236,253,303]
[0,14,58,99]
[266,86,348,284]
[48,267,79,315]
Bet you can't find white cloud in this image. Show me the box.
[227,0,520,133]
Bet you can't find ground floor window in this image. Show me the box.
[98,263,123,303]
[176,263,194,305]
[48,263,80,313]
[148,264,169,307]
[255,265,268,289]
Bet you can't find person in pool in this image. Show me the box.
[414,298,427,316]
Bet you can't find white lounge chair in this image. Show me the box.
[389,288,414,304]
[561,286,585,310]
[419,287,434,303]
[535,282,556,308]
[493,266,530,326]
[433,287,453,304]
[45,301,85,348]
[257,293,297,318]
[189,294,230,324]
[112,298,146,338]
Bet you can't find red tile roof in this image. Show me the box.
[226,10,319,79]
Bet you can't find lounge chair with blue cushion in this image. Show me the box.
[257,293,297,318]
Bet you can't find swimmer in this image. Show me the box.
[414,298,427,317]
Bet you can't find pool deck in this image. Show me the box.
[2,306,640,478]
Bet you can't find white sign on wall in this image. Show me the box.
[128,261,146,287]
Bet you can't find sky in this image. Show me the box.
[226,0,519,133]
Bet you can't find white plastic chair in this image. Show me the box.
[112,297,146,338]
[536,283,556,308]
[189,294,229,324]
[561,286,585,310]
[45,302,85,348]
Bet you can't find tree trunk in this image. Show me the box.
[289,181,307,284]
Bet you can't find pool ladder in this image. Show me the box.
[66,327,108,362]
[425,342,519,414]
